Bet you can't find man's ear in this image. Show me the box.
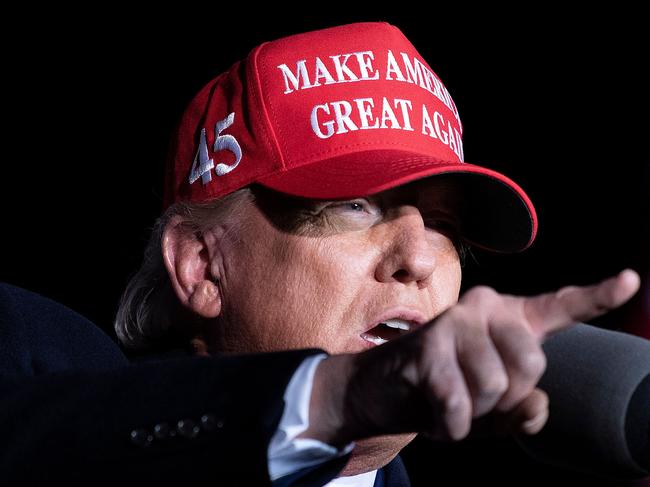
[162,215,221,319]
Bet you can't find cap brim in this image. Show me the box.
[257,150,538,253]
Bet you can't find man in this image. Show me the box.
[0,22,642,485]
[115,21,643,483]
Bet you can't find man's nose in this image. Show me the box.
[374,206,437,288]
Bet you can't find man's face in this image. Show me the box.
[206,177,463,355]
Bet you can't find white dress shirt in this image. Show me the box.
[267,353,378,486]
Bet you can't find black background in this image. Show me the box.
[1,7,648,485]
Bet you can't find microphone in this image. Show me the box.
[515,323,650,478]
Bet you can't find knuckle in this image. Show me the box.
[514,350,547,379]
[464,286,501,306]
[480,374,509,396]
[427,366,467,408]
[442,305,472,324]
[555,285,580,301]
[445,390,471,417]
[430,361,460,391]
[442,305,485,332]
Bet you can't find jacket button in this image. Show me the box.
[153,423,170,440]
[176,419,200,439]
[130,428,153,447]
[200,414,218,431]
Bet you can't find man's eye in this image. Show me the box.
[328,200,372,213]
[345,202,365,212]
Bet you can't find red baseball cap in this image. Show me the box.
[164,22,538,253]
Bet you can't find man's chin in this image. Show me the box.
[338,432,418,477]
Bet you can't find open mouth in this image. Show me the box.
[360,319,413,346]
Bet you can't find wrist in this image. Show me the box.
[297,353,357,448]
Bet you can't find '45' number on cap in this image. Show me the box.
[189,112,242,185]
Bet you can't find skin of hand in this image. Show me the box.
[299,269,641,448]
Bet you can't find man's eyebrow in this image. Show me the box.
[420,209,462,230]
[296,199,330,214]
[415,189,462,213]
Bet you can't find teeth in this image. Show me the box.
[380,319,412,331]
[360,333,388,345]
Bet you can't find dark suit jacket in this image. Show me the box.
[0,282,351,485]
[0,282,412,486]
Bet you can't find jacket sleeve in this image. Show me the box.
[0,283,338,485]
[1,349,330,484]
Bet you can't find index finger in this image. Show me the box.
[517,269,641,340]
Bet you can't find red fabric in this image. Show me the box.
[163,22,538,252]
